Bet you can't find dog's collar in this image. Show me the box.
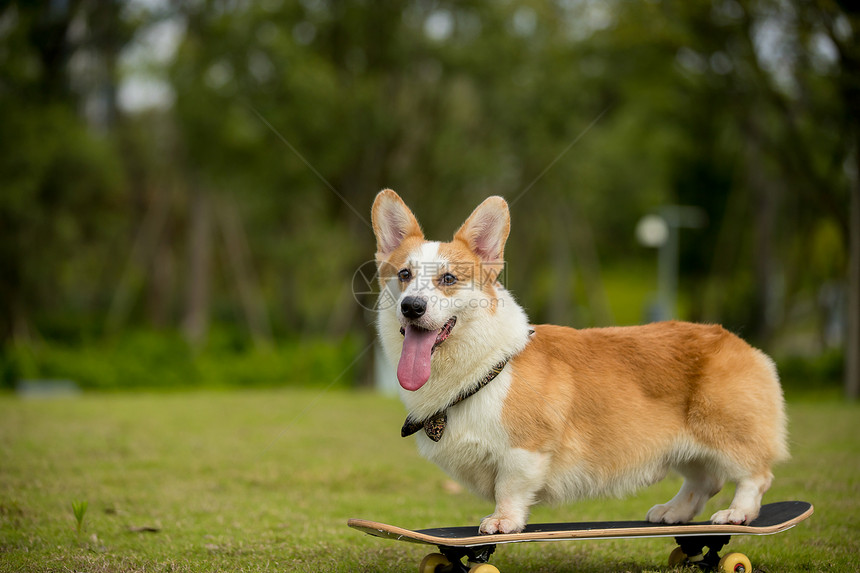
[400,329,535,443]
[400,359,508,442]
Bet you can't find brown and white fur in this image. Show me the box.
[371,189,788,534]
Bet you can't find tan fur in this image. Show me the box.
[504,323,787,481]
[436,241,502,310]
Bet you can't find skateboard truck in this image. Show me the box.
[419,544,497,573]
[673,535,730,570]
[434,544,495,573]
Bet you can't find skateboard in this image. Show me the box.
[348,500,812,573]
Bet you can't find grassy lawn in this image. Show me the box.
[0,388,857,572]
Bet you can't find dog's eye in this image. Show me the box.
[440,273,457,286]
[397,268,412,282]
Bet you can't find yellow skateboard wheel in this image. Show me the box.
[668,546,688,567]
[468,564,501,573]
[718,552,752,573]
[419,552,450,573]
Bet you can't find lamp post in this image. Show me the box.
[635,206,706,322]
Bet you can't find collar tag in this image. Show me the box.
[401,359,508,442]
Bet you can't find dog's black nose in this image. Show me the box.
[401,296,427,319]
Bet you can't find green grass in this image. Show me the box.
[0,389,857,572]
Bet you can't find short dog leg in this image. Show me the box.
[479,449,548,534]
[480,499,531,534]
[711,471,772,525]
[648,463,724,524]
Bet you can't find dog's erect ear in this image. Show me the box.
[454,196,510,263]
[371,189,423,256]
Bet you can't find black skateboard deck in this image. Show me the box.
[348,500,813,573]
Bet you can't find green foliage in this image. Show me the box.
[0,3,129,342]
[0,0,855,384]
[71,500,88,538]
[2,330,361,391]
[778,350,845,398]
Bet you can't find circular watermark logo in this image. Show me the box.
[352,260,397,312]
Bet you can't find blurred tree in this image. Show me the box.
[0,1,130,343]
[826,1,860,398]
[0,0,854,391]
[584,0,853,349]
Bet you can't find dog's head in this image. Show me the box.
[371,189,510,392]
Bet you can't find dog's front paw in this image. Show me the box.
[710,508,750,525]
[646,503,694,524]
[479,515,525,534]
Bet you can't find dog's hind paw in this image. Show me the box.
[710,508,749,525]
[479,515,525,534]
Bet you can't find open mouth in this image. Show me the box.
[433,316,457,352]
[399,316,457,354]
[396,317,457,391]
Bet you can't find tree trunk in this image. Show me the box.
[107,186,171,333]
[147,227,174,329]
[182,185,213,347]
[547,211,573,326]
[217,196,273,348]
[836,2,860,400]
[752,179,777,345]
[847,151,860,400]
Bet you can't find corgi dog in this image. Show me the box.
[371,189,788,535]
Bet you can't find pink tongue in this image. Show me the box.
[397,325,438,391]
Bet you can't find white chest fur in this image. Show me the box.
[412,369,515,500]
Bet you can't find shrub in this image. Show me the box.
[1,329,363,391]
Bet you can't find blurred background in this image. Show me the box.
[0,0,856,397]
